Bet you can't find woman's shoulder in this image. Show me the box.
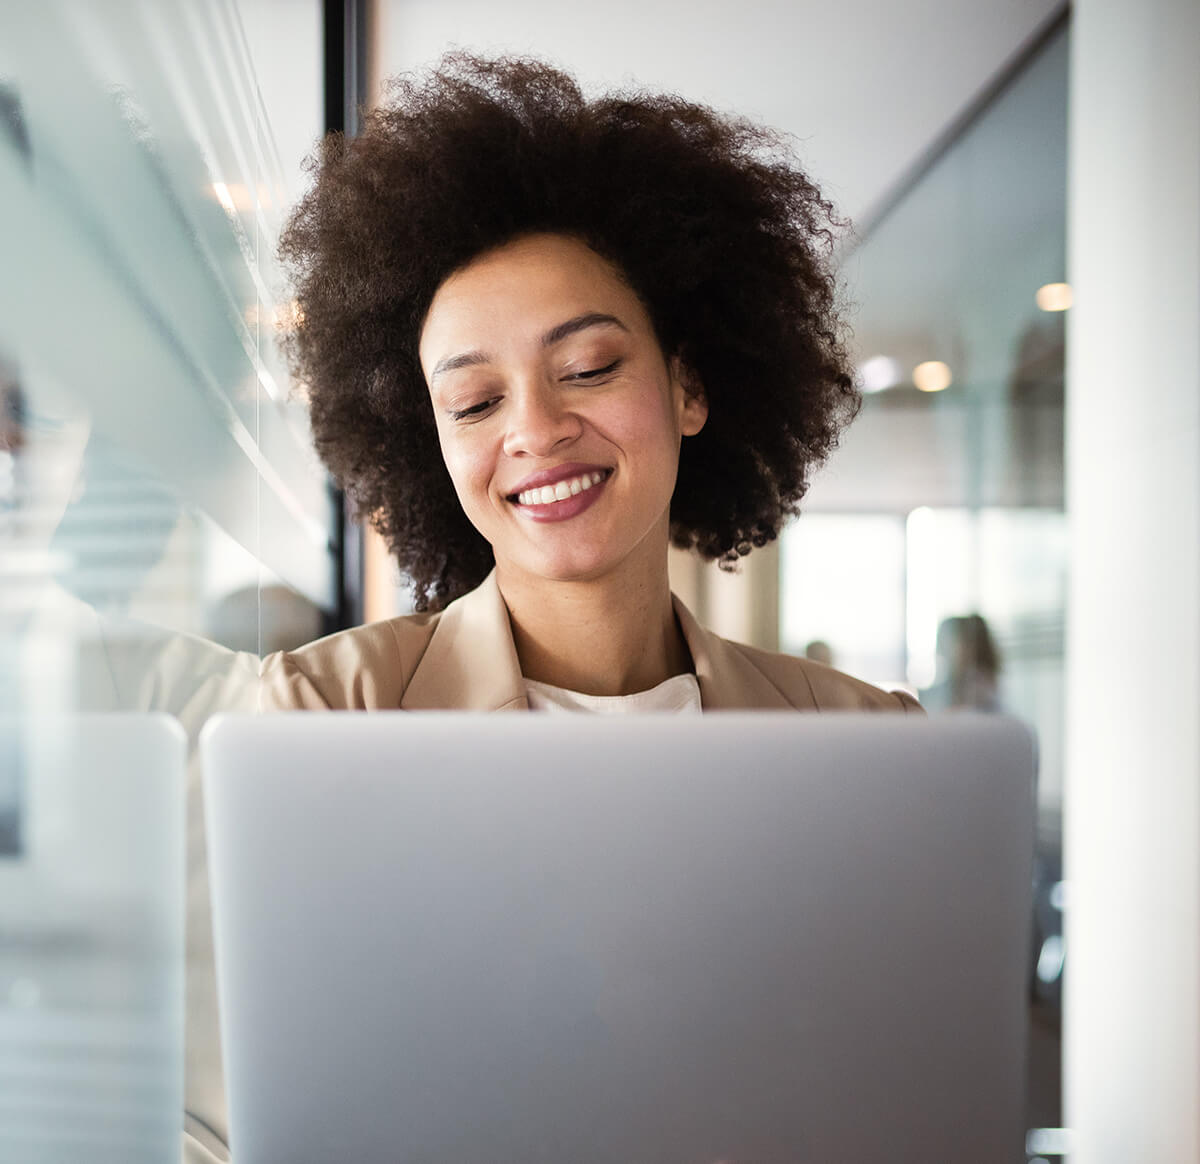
[257,610,443,710]
[721,637,923,713]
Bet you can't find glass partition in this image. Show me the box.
[0,0,328,674]
[0,715,185,1162]
[782,19,1069,1138]
[787,22,1068,825]
[0,0,324,1154]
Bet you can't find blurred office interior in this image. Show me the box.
[0,1,1195,1161]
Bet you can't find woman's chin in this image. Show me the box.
[501,556,616,587]
[492,539,634,587]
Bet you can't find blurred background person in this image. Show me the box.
[921,612,1003,713]
[803,639,836,668]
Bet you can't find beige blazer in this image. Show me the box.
[258,570,921,714]
[185,572,918,1161]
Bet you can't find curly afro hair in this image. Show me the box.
[279,53,859,612]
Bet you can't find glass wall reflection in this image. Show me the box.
[784,23,1067,824]
[0,1,323,1156]
[781,20,1068,1135]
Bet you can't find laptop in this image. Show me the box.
[202,712,1034,1164]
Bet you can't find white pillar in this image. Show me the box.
[668,545,780,652]
[1064,1,1200,1160]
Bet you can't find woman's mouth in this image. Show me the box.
[513,470,607,506]
[507,468,612,521]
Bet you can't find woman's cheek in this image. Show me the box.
[443,439,494,515]
[610,389,676,446]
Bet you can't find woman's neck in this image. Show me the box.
[496,561,692,698]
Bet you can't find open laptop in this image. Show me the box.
[202,712,1034,1164]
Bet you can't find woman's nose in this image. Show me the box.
[502,381,582,458]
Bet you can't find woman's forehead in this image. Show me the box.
[418,233,651,368]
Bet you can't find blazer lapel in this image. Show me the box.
[400,571,529,710]
[673,594,813,711]
[400,572,807,713]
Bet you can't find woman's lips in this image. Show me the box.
[509,468,611,522]
[507,462,611,498]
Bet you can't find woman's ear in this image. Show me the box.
[671,356,708,436]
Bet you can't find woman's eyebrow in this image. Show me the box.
[430,350,490,384]
[541,312,628,347]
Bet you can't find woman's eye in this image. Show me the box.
[565,359,621,382]
[449,398,498,421]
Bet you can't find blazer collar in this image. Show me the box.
[400,571,529,711]
[400,570,808,711]
[672,593,808,710]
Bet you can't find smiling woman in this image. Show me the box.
[176,54,927,1164]
[278,53,860,613]
[420,235,707,593]
[266,52,919,708]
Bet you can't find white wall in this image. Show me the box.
[1064,0,1200,1157]
[377,0,1061,226]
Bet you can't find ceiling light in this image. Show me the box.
[1036,282,1073,312]
[212,181,254,213]
[858,355,902,393]
[212,181,236,213]
[912,360,952,393]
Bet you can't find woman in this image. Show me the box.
[182,56,923,1163]
[262,54,919,716]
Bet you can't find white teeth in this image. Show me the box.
[516,471,607,507]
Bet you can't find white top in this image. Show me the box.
[524,672,702,714]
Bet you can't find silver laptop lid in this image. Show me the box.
[203,712,1033,1164]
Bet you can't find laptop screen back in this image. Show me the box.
[203,712,1033,1164]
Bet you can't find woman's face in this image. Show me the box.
[418,233,707,590]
